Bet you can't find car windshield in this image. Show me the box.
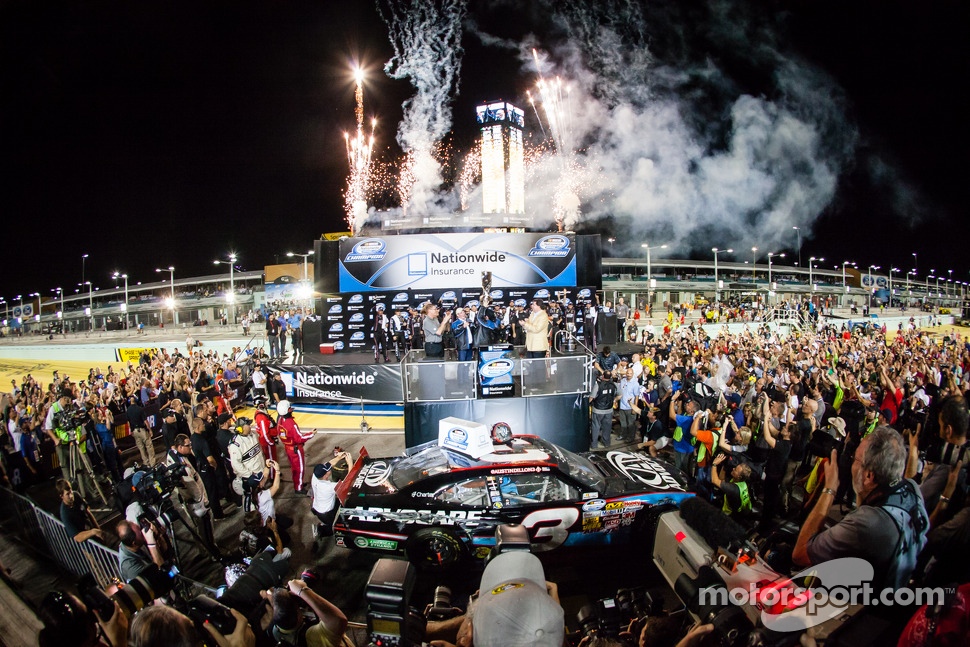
[389,443,452,489]
[531,438,604,492]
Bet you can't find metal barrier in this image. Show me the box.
[521,356,593,397]
[0,485,121,589]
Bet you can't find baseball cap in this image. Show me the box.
[313,463,332,479]
[217,412,233,426]
[473,552,563,647]
[163,408,176,418]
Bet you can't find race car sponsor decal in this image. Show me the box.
[582,492,599,500]
[604,451,685,491]
[521,508,580,551]
[480,450,551,464]
[486,476,503,506]
[342,506,486,528]
[354,537,399,550]
[354,461,393,489]
[582,516,602,532]
[582,499,606,512]
[489,465,551,475]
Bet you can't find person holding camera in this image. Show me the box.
[128,603,256,647]
[45,391,87,483]
[260,579,350,647]
[165,433,218,553]
[116,518,167,583]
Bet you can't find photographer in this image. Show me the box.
[38,591,128,647]
[129,603,255,647]
[261,579,350,647]
[45,391,87,483]
[165,433,218,553]
[116,518,167,583]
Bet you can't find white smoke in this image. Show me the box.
[377,0,467,217]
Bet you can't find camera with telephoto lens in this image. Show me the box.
[425,585,461,622]
[78,562,180,621]
[364,558,427,647]
[574,587,669,646]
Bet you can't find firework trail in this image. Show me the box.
[344,68,375,234]
[377,0,467,217]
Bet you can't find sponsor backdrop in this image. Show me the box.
[318,286,598,353]
[338,233,576,293]
[404,394,590,453]
[266,364,404,404]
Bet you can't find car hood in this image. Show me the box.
[584,450,688,496]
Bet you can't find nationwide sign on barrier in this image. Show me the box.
[269,365,404,404]
[338,232,577,292]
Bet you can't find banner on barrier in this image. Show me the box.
[338,232,576,292]
[115,348,156,363]
[268,365,404,404]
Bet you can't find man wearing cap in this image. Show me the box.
[160,408,180,450]
[126,394,155,468]
[589,372,618,450]
[460,551,564,647]
[309,457,346,549]
[278,400,314,493]
[228,417,268,512]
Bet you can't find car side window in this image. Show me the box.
[498,473,579,505]
[434,478,489,507]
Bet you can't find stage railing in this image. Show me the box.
[520,355,593,397]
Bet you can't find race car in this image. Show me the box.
[332,433,693,569]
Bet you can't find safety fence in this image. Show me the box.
[0,485,121,589]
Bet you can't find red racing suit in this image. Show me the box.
[278,414,313,491]
[253,410,279,463]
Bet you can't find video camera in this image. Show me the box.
[53,404,91,439]
[574,586,674,646]
[78,563,180,621]
[133,462,187,507]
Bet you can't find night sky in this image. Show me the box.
[1,0,967,302]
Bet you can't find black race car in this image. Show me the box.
[333,434,693,569]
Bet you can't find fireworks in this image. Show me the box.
[344,68,375,234]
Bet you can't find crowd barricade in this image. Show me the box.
[0,485,121,588]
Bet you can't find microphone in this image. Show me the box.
[679,496,747,550]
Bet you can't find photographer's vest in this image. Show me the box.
[693,428,720,465]
[51,402,84,451]
[872,480,929,589]
[722,481,751,516]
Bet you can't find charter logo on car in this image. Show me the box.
[333,341,345,351]
[349,294,364,304]
[480,359,515,379]
[350,332,365,341]
[329,323,344,332]
[528,235,571,257]
[328,304,343,314]
[393,292,410,303]
[345,239,387,263]
[577,288,592,298]
[489,289,504,300]
[349,313,364,323]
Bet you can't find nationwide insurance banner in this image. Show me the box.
[268,365,404,404]
[338,232,577,293]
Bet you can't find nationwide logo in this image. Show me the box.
[480,359,515,379]
[490,289,504,300]
[393,292,410,302]
[528,234,571,257]
[327,297,342,302]
[513,299,527,307]
[350,332,365,341]
[440,290,457,301]
[327,316,342,322]
[466,300,481,308]
[349,313,364,323]
[345,239,387,263]
[533,289,550,299]
[333,341,345,350]
[329,323,343,332]
[348,324,366,330]
[349,294,363,304]
[578,288,592,298]
[328,304,343,314]
[327,334,343,340]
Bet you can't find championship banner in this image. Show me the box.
[115,347,156,363]
[268,365,404,404]
[338,232,577,292]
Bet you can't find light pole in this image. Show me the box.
[841,261,855,294]
[640,243,668,307]
[214,253,238,324]
[80,282,94,330]
[808,256,824,291]
[948,270,953,297]
[912,252,918,277]
[889,267,900,305]
[607,237,616,249]
[766,252,785,289]
[82,253,89,288]
[0,298,6,323]
[156,266,177,326]
[867,265,880,313]
[711,247,733,304]
[113,272,130,331]
[15,295,23,325]
[751,247,758,284]
[792,227,801,266]
[287,251,314,310]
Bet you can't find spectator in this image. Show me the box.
[57,478,105,543]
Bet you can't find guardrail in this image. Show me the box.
[0,486,121,589]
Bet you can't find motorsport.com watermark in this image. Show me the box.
[698,558,954,632]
